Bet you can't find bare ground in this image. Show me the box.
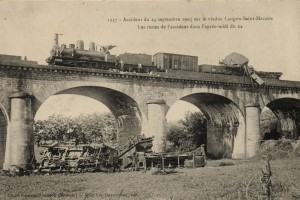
[0,158,299,200]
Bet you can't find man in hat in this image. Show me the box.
[192,144,207,167]
[195,144,206,157]
[261,155,272,199]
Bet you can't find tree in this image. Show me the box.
[33,113,117,145]
[180,112,207,148]
[166,121,185,151]
[166,111,206,152]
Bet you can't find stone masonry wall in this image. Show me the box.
[0,63,299,163]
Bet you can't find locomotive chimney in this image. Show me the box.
[89,42,95,51]
[76,40,84,50]
[54,33,59,47]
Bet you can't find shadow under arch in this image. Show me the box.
[0,102,9,169]
[266,98,300,140]
[168,93,245,159]
[33,86,145,146]
[260,107,281,141]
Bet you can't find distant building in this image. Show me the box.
[0,54,38,65]
[153,52,198,71]
[118,53,152,66]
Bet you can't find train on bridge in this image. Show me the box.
[46,34,282,81]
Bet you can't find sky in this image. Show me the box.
[1,1,300,120]
[35,94,199,121]
[0,1,299,80]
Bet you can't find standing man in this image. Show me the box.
[261,155,272,199]
[199,144,206,156]
[194,144,206,167]
[194,144,206,157]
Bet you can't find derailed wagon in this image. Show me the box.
[34,135,206,175]
[38,143,120,173]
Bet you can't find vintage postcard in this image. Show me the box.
[0,1,299,199]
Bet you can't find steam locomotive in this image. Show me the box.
[46,34,282,80]
[46,33,157,73]
[47,34,108,67]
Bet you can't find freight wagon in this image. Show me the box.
[153,52,198,71]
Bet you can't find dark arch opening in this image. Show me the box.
[260,107,281,141]
[167,93,245,159]
[266,98,300,140]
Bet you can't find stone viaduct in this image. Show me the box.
[0,61,300,170]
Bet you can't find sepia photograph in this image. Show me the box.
[0,1,299,199]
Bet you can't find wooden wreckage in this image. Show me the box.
[31,136,206,174]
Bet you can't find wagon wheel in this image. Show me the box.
[93,160,102,172]
[64,165,71,173]
[40,158,50,168]
[74,160,84,172]
[58,165,64,172]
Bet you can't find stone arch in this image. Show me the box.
[258,90,300,109]
[32,81,146,114]
[164,86,246,117]
[0,102,9,169]
[265,97,300,140]
[167,92,245,159]
[33,85,145,146]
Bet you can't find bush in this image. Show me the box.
[257,139,299,160]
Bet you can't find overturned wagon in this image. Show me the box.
[35,136,206,174]
[38,143,120,173]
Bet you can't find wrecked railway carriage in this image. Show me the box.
[38,142,120,173]
[34,137,205,174]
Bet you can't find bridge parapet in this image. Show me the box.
[1,62,300,91]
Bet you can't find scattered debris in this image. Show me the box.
[217,162,235,167]
[151,169,178,175]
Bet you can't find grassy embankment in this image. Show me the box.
[1,157,299,200]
